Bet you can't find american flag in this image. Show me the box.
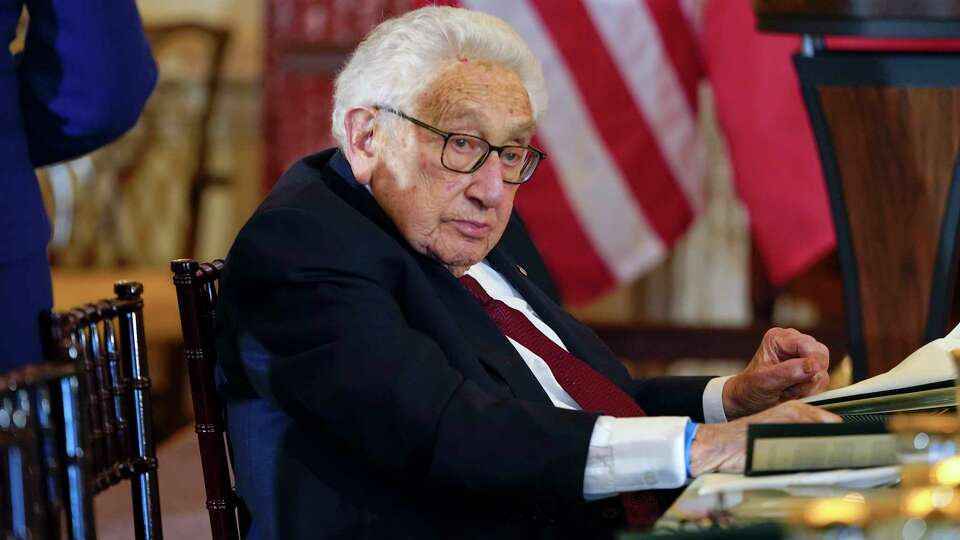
[265,0,835,305]
[450,0,707,304]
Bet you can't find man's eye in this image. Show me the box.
[451,137,475,151]
[501,149,525,166]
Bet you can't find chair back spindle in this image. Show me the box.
[0,359,95,540]
[33,376,64,536]
[1,382,37,538]
[114,282,163,539]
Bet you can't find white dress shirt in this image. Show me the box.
[465,261,731,498]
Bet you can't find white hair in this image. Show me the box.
[331,6,547,148]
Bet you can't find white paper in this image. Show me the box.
[696,466,901,496]
[802,322,960,404]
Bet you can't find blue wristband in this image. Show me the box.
[684,421,700,479]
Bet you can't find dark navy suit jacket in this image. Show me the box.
[216,149,712,539]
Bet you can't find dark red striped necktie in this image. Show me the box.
[460,274,660,529]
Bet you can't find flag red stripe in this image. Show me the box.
[515,139,617,304]
[644,0,703,113]
[529,0,693,246]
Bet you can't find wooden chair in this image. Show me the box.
[51,281,163,539]
[144,24,231,259]
[42,23,231,267]
[0,280,162,539]
[170,259,245,540]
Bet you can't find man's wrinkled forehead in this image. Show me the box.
[442,107,537,140]
[414,60,535,137]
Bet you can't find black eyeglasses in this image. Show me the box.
[377,106,546,185]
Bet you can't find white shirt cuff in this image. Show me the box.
[702,375,732,424]
[582,415,688,500]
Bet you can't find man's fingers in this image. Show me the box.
[802,404,842,423]
[770,329,830,370]
[786,403,841,423]
[757,356,816,392]
[780,384,807,401]
[735,329,831,415]
[781,371,830,400]
[753,401,842,424]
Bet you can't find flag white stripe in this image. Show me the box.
[678,0,704,35]
[583,0,704,212]
[463,0,665,281]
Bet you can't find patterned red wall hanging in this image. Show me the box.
[263,0,413,188]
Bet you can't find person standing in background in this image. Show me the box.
[1,0,156,370]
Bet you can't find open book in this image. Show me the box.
[745,422,896,475]
[740,326,960,475]
[801,323,960,415]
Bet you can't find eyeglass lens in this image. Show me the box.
[441,134,539,183]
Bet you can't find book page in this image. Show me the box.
[749,434,896,473]
[802,322,960,405]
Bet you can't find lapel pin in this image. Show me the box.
[516,264,528,277]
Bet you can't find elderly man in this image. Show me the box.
[217,6,838,539]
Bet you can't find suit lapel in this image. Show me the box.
[424,264,554,404]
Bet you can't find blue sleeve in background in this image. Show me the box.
[17,0,157,166]
[684,421,699,479]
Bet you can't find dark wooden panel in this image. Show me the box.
[754,0,960,37]
[755,0,960,20]
[818,87,960,375]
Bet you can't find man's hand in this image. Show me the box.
[723,328,831,419]
[689,401,841,476]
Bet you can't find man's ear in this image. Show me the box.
[342,107,378,185]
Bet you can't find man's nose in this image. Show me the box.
[465,151,506,207]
